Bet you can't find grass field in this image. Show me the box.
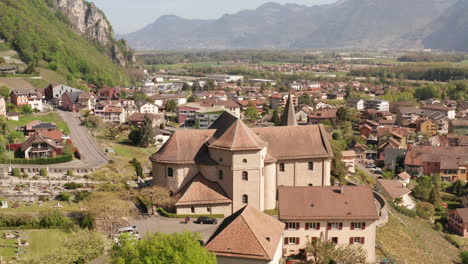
[7,112,70,134]
[377,210,460,264]
[0,229,70,261]
[0,201,81,214]
[25,78,50,90]
[27,229,70,258]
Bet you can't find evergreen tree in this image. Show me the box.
[270,108,280,126]
[140,114,156,147]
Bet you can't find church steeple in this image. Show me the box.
[280,90,298,126]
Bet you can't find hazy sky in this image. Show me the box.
[91,0,336,34]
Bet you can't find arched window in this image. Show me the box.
[242,171,248,181]
[167,167,173,177]
[219,170,224,180]
[242,159,247,163]
[279,163,285,172]
[191,206,195,213]
[242,195,248,204]
[308,161,314,171]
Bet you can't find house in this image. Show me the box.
[150,94,187,107]
[396,107,422,126]
[177,100,241,127]
[150,110,333,215]
[450,120,468,135]
[308,108,337,124]
[205,205,284,264]
[95,106,125,124]
[136,100,159,114]
[364,99,389,112]
[24,120,58,136]
[9,90,29,107]
[194,107,225,129]
[20,132,60,159]
[359,124,373,138]
[278,186,379,263]
[416,118,438,136]
[61,91,95,112]
[0,96,6,116]
[44,84,81,101]
[448,208,468,238]
[422,104,456,119]
[346,98,365,110]
[376,179,415,209]
[404,146,468,181]
[394,171,411,186]
[6,112,18,121]
[341,150,357,173]
[128,113,162,128]
[0,65,17,75]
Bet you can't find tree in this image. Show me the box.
[181,83,191,91]
[110,232,216,264]
[139,114,156,147]
[137,186,175,215]
[130,158,143,178]
[192,80,201,91]
[0,86,10,98]
[26,230,107,264]
[39,168,48,177]
[305,237,367,264]
[429,174,441,206]
[82,115,103,130]
[461,251,468,264]
[21,104,33,114]
[103,125,121,139]
[128,128,143,146]
[270,108,280,126]
[298,93,312,106]
[188,95,199,102]
[84,192,134,236]
[244,106,259,122]
[165,100,177,112]
[336,107,348,126]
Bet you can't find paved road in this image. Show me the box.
[0,110,108,169]
[130,215,219,242]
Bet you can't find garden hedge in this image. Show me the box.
[0,155,73,165]
[156,208,224,219]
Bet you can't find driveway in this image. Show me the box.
[129,215,219,243]
[0,110,108,170]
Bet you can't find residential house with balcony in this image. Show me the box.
[61,91,95,112]
[278,186,379,263]
[450,120,468,135]
[20,132,61,159]
[448,208,468,238]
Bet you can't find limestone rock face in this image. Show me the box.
[53,0,135,66]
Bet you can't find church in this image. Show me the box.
[150,94,334,216]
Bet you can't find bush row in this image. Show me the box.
[0,210,73,229]
[388,200,417,218]
[0,154,73,165]
[156,208,224,219]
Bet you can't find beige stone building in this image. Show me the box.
[205,205,284,264]
[278,186,379,263]
[150,109,333,216]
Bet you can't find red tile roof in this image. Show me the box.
[175,173,231,206]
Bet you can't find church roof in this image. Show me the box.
[280,91,298,126]
[175,173,231,206]
[150,112,333,163]
[205,205,284,260]
[208,119,267,151]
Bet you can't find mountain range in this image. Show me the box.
[122,0,467,51]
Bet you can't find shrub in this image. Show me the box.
[38,210,71,228]
[388,200,416,217]
[0,155,73,165]
[66,169,74,176]
[447,234,466,248]
[156,208,224,219]
[63,182,83,190]
[39,168,48,177]
[416,202,435,220]
[21,173,29,179]
[461,251,468,264]
[434,222,443,231]
[56,192,72,202]
[12,168,20,177]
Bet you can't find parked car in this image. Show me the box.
[366,163,376,168]
[195,217,218,225]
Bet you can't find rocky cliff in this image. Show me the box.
[53,0,135,67]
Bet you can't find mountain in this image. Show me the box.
[122,0,456,50]
[423,0,468,52]
[0,0,133,86]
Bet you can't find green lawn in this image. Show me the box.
[25,78,50,90]
[0,201,81,214]
[27,229,70,258]
[112,140,158,162]
[8,112,70,134]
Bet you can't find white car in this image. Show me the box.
[62,135,71,140]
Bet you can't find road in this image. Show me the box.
[0,110,108,169]
[130,215,219,242]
